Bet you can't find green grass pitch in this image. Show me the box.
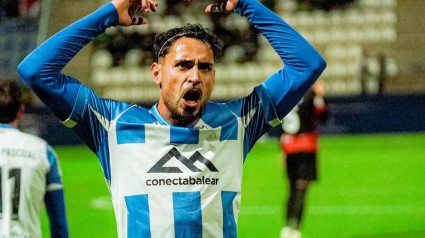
[41,133,425,237]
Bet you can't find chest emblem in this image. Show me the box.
[148,147,218,173]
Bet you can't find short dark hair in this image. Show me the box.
[0,79,22,123]
[153,24,223,62]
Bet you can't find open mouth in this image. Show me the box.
[183,89,201,107]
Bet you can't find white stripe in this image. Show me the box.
[268,117,282,127]
[241,108,257,128]
[149,192,175,238]
[309,205,425,215]
[46,183,64,191]
[62,118,77,128]
[239,205,425,215]
[90,105,135,131]
[90,106,112,130]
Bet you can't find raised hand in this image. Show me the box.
[112,0,159,26]
[204,0,239,13]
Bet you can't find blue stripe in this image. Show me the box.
[125,194,151,238]
[242,86,277,160]
[173,192,202,238]
[45,145,62,185]
[170,127,199,144]
[202,103,238,141]
[222,191,237,238]
[116,106,155,144]
[97,139,112,182]
[116,123,146,144]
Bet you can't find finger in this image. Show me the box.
[205,4,212,13]
[132,17,146,25]
[206,3,227,13]
[150,1,158,12]
[128,2,138,17]
[140,0,148,13]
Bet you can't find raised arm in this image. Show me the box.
[17,0,157,121]
[233,0,326,117]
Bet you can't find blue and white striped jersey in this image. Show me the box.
[64,84,280,237]
[18,0,326,237]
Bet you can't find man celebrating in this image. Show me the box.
[18,0,326,237]
[0,79,69,238]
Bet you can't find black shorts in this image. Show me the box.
[286,152,317,181]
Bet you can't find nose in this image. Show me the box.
[187,65,200,84]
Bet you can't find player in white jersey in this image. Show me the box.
[0,79,69,238]
[18,0,326,237]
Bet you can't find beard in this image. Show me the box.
[164,100,206,127]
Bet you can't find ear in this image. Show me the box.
[151,62,161,86]
[16,104,25,120]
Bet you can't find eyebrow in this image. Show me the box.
[175,60,214,67]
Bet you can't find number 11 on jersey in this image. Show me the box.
[0,167,22,221]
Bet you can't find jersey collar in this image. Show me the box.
[0,124,17,129]
[150,104,172,126]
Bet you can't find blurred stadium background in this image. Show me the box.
[1,0,425,237]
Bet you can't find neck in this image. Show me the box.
[156,104,201,127]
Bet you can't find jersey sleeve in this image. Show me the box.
[17,3,134,179]
[17,3,119,121]
[63,85,136,181]
[44,145,69,238]
[44,190,69,238]
[230,0,326,155]
[46,145,63,191]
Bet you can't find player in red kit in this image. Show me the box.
[279,80,328,238]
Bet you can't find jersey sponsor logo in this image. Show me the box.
[146,176,219,186]
[148,147,218,173]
